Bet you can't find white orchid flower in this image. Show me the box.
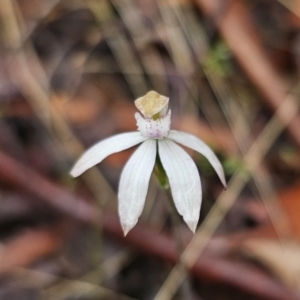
[70,91,226,235]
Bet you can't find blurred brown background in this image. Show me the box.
[0,0,300,299]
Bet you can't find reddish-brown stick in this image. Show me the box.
[0,150,295,299]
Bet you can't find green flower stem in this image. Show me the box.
[164,187,185,255]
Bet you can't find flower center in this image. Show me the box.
[134,91,169,118]
[135,110,171,139]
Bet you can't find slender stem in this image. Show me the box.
[162,186,194,299]
[164,188,184,255]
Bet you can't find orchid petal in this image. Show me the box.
[70,132,146,177]
[158,139,201,232]
[168,130,226,187]
[118,139,157,235]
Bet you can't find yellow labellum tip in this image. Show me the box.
[135,91,169,118]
